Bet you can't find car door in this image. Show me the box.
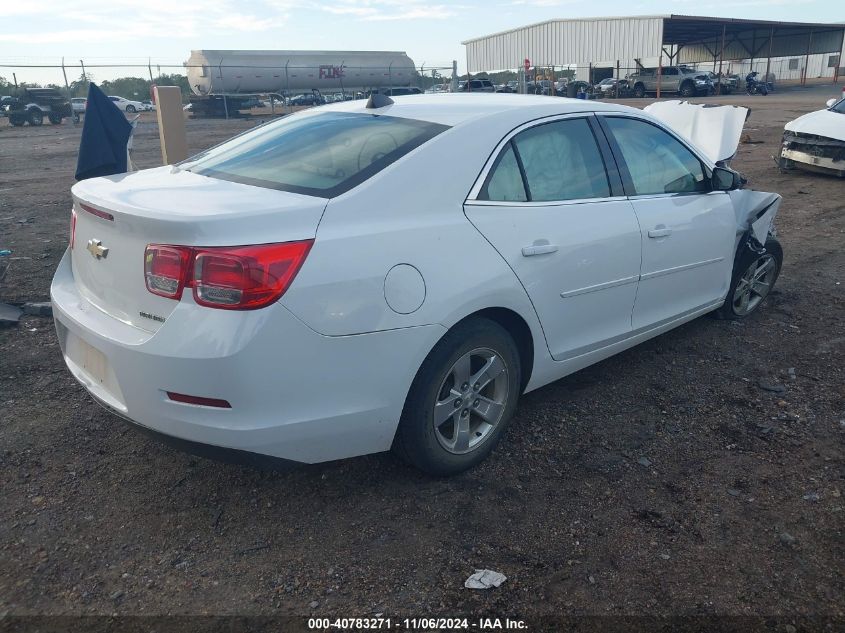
[597,114,736,330]
[464,115,642,362]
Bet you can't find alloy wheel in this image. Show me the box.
[732,253,777,316]
[432,347,509,455]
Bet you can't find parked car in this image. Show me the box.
[425,83,449,94]
[595,78,631,97]
[71,97,87,114]
[526,80,556,96]
[376,87,423,97]
[52,95,782,475]
[456,79,496,93]
[779,96,845,177]
[108,96,146,113]
[289,93,326,107]
[1,88,72,126]
[628,66,710,98]
[706,72,738,94]
[141,100,156,111]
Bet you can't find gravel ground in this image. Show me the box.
[0,87,843,628]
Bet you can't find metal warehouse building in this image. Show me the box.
[463,14,845,83]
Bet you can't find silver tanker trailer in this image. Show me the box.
[184,50,417,116]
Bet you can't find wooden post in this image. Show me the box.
[717,25,727,95]
[765,28,774,88]
[835,33,844,84]
[803,29,814,86]
[616,60,620,98]
[153,85,188,165]
[61,57,71,101]
[656,54,662,99]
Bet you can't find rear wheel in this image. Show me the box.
[633,83,645,98]
[393,318,521,475]
[48,113,62,125]
[28,109,43,126]
[715,237,782,320]
[680,81,695,97]
[126,105,136,113]
[9,114,25,126]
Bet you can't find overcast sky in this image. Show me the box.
[2,0,843,84]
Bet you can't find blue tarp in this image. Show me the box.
[75,83,133,181]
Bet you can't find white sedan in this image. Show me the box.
[108,95,145,113]
[51,95,783,474]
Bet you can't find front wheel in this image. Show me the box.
[126,105,136,113]
[680,82,695,97]
[715,237,782,320]
[393,318,522,475]
[633,83,645,98]
[28,109,43,126]
[48,113,62,125]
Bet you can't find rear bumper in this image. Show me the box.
[50,249,445,464]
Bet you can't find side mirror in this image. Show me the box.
[712,166,738,191]
[827,98,837,108]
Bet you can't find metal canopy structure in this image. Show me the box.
[463,14,845,82]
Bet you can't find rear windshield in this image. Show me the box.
[183,112,449,197]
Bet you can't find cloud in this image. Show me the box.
[320,0,460,21]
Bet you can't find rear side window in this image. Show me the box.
[604,117,708,195]
[479,118,610,202]
[183,112,449,197]
[513,119,610,201]
[480,144,527,202]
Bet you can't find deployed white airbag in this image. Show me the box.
[644,100,749,163]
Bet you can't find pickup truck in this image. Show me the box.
[628,67,711,98]
[1,88,72,126]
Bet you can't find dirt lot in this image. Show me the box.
[1,87,843,628]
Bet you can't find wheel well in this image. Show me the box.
[454,308,534,393]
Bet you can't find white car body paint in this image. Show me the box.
[784,107,845,141]
[643,100,749,163]
[52,94,780,465]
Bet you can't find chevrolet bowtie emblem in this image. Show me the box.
[86,239,109,259]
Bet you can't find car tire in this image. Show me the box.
[680,82,695,98]
[126,105,136,113]
[9,114,25,126]
[633,83,645,98]
[393,318,522,476]
[28,109,43,126]
[715,237,782,320]
[48,113,62,125]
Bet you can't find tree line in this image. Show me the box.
[0,73,192,101]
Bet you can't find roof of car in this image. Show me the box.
[317,93,635,127]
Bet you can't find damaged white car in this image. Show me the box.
[52,95,783,475]
[779,96,845,177]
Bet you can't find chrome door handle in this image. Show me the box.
[648,228,672,238]
[522,243,559,256]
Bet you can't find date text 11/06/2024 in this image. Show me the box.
[308,617,528,630]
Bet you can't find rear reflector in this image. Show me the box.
[166,391,232,408]
[144,240,313,310]
[79,203,115,222]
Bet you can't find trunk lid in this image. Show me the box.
[70,166,327,333]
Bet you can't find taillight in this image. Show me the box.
[70,208,77,249]
[144,245,191,299]
[144,241,313,310]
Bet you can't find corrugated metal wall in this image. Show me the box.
[679,29,844,64]
[463,17,664,71]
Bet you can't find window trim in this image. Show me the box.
[468,113,619,205]
[594,113,715,199]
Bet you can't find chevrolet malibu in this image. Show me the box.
[52,94,783,475]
